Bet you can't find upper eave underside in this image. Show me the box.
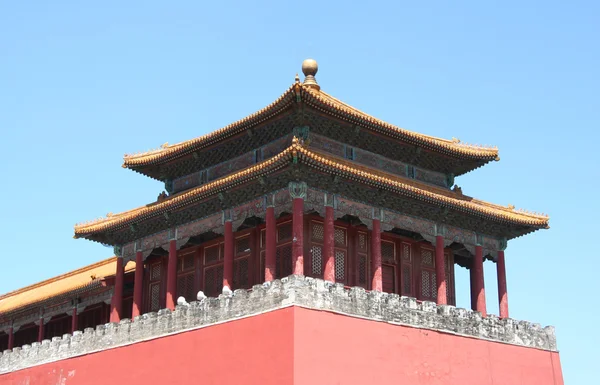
[78,141,546,242]
[122,83,499,178]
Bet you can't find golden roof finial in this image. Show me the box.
[295,73,300,83]
[302,59,320,91]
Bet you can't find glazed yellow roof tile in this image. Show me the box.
[76,139,547,237]
[0,257,135,314]
[122,83,498,169]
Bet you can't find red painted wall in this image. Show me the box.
[0,308,294,385]
[0,307,563,385]
[294,308,563,385]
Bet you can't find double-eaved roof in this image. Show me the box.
[75,61,548,245]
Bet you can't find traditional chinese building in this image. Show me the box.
[0,60,563,384]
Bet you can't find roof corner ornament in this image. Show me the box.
[301,59,320,91]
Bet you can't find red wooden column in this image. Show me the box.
[223,217,234,289]
[132,250,144,318]
[371,216,382,291]
[472,241,487,317]
[323,195,335,282]
[265,201,276,282]
[166,238,177,310]
[497,248,509,318]
[37,318,44,342]
[71,307,78,333]
[110,256,124,322]
[290,182,306,275]
[435,234,447,305]
[7,326,14,350]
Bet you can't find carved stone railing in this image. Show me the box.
[0,275,557,374]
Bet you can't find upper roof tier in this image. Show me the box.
[122,60,499,180]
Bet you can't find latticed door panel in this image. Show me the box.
[310,221,324,278]
[445,252,456,305]
[381,240,396,264]
[176,272,195,302]
[400,242,413,296]
[382,264,396,294]
[276,244,293,278]
[204,265,224,297]
[356,231,369,288]
[334,250,345,281]
[147,260,163,312]
[233,257,250,290]
[311,246,323,276]
[419,247,437,301]
[149,282,161,312]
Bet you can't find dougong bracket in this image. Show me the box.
[288,181,308,199]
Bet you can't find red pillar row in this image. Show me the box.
[132,251,144,318]
[473,245,487,317]
[265,206,276,281]
[110,256,124,323]
[292,197,304,275]
[497,250,509,318]
[371,218,382,291]
[435,235,447,305]
[323,205,335,282]
[223,220,234,289]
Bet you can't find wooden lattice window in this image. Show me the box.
[445,252,456,306]
[356,231,369,288]
[333,226,347,282]
[276,244,293,278]
[310,221,324,277]
[381,239,397,294]
[233,235,251,290]
[204,264,224,297]
[419,246,437,302]
[233,257,250,289]
[400,242,413,296]
[147,260,163,312]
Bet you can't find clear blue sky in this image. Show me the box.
[0,1,597,382]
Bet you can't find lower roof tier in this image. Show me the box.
[74,139,548,246]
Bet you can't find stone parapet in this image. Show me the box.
[0,275,557,374]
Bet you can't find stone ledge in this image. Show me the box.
[0,275,557,374]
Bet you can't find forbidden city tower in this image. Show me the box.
[0,60,563,384]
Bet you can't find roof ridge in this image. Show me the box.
[0,257,117,300]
